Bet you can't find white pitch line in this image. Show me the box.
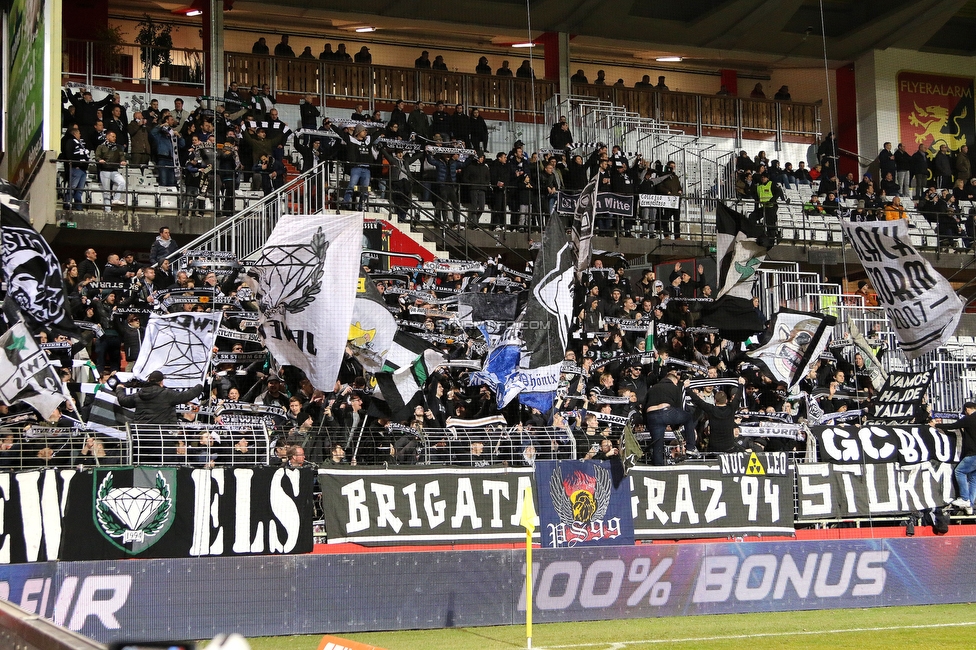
[535,620,976,649]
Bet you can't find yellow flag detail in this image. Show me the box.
[746,452,766,476]
[520,485,537,533]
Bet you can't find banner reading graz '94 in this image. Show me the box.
[628,453,795,539]
[810,425,961,465]
[796,461,953,520]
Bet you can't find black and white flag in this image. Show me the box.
[747,309,836,388]
[0,181,77,337]
[702,202,769,341]
[131,312,222,388]
[842,218,962,358]
[518,212,576,412]
[347,272,397,373]
[0,321,73,420]
[573,178,599,274]
[250,212,363,390]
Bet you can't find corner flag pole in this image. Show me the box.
[520,485,537,649]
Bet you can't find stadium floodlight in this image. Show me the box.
[656,56,682,62]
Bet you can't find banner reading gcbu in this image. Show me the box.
[535,460,635,548]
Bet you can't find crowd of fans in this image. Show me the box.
[248,34,805,99]
[734,135,976,248]
[58,84,693,237]
[7,222,896,473]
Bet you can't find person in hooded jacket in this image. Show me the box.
[117,370,205,424]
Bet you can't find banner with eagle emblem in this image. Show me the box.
[250,212,364,390]
[535,460,634,548]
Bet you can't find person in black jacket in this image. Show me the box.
[549,116,573,150]
[450,104,470,148]
[489,152,509,229]
[686,377,743,453]
[462,152,491,227]
[932,143,953,189]
[117,371,205,425]
[894,142,912,196]
[911,143,931,199]
[644,369,697,465]
[469,109,489,153]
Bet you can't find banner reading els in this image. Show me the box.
[897,71,975,154]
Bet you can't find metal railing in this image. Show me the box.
[64,39,205,90]
[169,160,335,268]
[61,38,821,137]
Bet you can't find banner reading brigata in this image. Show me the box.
[841,219,962,358]
[897,71,975,154]
[810,425,962,465]
[535,460,634,548]
[318,467,538,544]
[796,461,953,520]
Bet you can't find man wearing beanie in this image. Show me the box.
[117,370,205,424]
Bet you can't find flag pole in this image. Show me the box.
[520,484,537,650]
[526,521,532,650]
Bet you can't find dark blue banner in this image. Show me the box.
[535,460,635,548]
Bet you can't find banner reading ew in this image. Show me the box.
[131,312,221,388]
[842,219,962,358]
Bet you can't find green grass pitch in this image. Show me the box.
[225,603,976,649]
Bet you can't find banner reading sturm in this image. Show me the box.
[628,454,795,539]
[811,424,961,465]
[796,461,953,520]
[841,219,962,358]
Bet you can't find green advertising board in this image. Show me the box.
[7,0,46,188]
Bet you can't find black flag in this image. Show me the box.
[0,180,78,337]
[702,202,769,341]
[524,213,575,370]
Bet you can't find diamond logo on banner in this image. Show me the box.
[94,469,177,555]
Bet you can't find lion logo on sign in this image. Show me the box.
[909,102,967,150]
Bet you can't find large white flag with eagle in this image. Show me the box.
[250,212,364,390]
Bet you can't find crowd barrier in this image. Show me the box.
[1,536,973,643]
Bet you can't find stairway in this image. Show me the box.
[168,162,449,266]
[545,94,736,199]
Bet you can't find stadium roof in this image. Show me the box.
[116,0,976,70]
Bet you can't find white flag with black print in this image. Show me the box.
[0,321,74,421]
[0,180,77,337]
[131,312,222,388]
[250,212,364,390]
[841,218,962,359]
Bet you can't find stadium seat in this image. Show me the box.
[136,187,158,210]
[158,187,179,210]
